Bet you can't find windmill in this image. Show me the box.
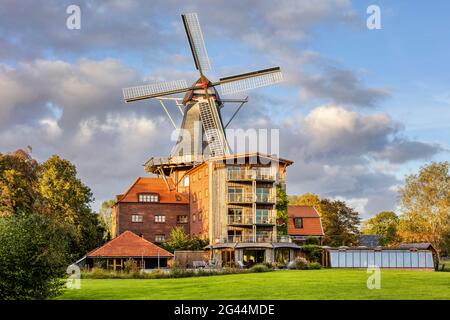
[122,13,282,184]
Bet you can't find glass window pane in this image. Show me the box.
[361,250,368,268]
[411,252,419,268]
[330,251,339,267]
[374,252,382,268]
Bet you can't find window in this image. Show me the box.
[192,174,196,182]
[139,193,159,203]
[198,191,202,200]
[205,188,209,198]
[198,211,202,221]
[155,234,165,242]
[183,176,190,187]
[205,168,208,176]
[294,217,303,229]
[193,214,196,222]
[132,215,143,223]
[177,215,188,223]
[155,215,166,223]
[199,171,202,179]
[256,209,269,224]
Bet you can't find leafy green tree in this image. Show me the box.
[38,155,105,258]
[362,211,400,246]
[320,199,360,246]
[162,227,209,252]
[398,161,450,255]
[276,184,288,235]
[289,193,323,216]
[98,199,115,241]
[0,213,70,300]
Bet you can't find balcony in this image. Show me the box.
[227,168,275,182]
[227,193,275,204]
[255,193,276,204]
[228,215,253,225]
[254,217,276,225]
[227,193,254,203]
[220,235,276,243]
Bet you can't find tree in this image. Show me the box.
[289,193,323,216]
[39,155,105,258]
[320,199,360,246]
[398,161,450,255]
[362,211,400,246]
[276,184,288,235]
[0,213,70,300]
[0,150,40,217]
[98,199,115,241]
[162,227,209,252]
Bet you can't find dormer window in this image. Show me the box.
[138,193,159,203]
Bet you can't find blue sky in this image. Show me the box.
[0,0,448,218]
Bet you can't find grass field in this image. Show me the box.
[59,269,450,300]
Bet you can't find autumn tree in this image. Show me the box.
[362,211,400,246]
[0,150,40,216]
[289,193,323,215]
[320,199,360,246]
[398,161,450,255]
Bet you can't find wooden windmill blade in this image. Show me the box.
[181,13,211,75]
[217,67,283,95]
[198,97,229,157]
[122,80,192,102]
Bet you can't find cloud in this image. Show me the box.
[378,139,445,164]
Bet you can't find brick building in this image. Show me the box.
[111,177,189,244]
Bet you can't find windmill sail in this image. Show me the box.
[218,67,282,95]
[182,13,211,74]
[123,80,191,102]
[198,98,228,156]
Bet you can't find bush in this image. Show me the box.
[302,245,323,263]
[250,264,270,273]
[307,262,322,270]
[305,237,320,245]
[124,259,139,273]
[0,214,70,300]
[287,257,308,270]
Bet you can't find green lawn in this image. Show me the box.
[58,269,450,300]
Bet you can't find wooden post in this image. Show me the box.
[113,259,116,271]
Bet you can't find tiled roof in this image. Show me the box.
[86,231,173,258]
[287,205,324,236]
[115,177,188,204]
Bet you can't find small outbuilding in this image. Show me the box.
[81,231,173,270]
[323,243,438,270]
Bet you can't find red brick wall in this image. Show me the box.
[114,202,190,243]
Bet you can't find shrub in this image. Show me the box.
[124,259,139,273]
[250,264,270,273]
[307,262,322,270]
[305,237,320,245]
[302,245,323,263]
[0,214,70,300]
[287,257,308,270]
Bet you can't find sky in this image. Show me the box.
[0,0,449,219]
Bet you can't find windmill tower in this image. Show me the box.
[122,13,283,189]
